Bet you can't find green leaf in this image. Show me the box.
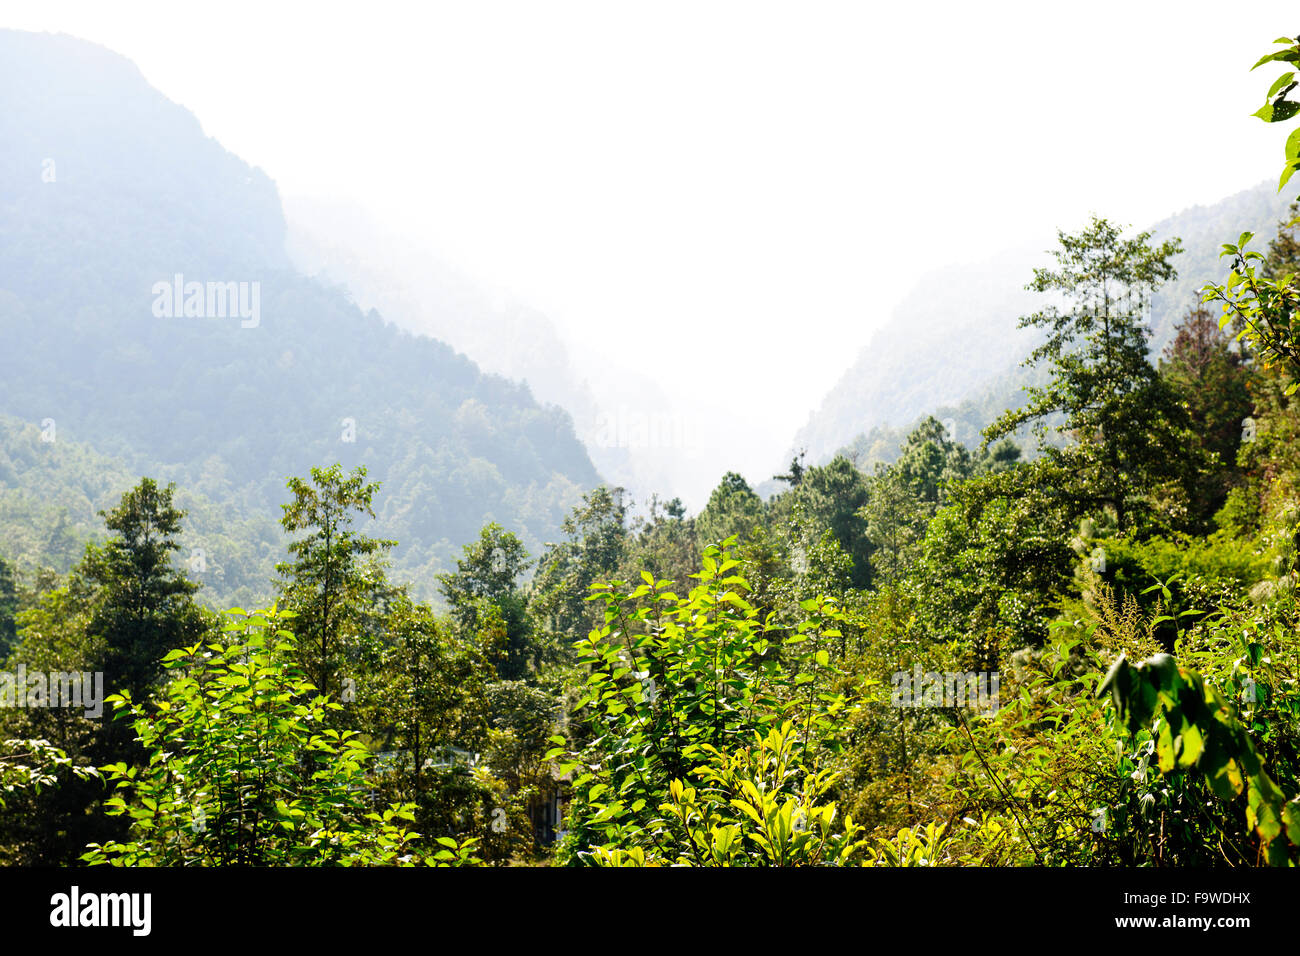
[1253,50,1300,71]
[1267,72,1297,100]
[1253,100,1300,123]
[1283,160,1300,191]
[1283,798,1300,846]
[730,799,763,826]
[1248,783,1283,843]
[1175,720,1204,768]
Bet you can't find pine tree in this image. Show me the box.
[81,478,204,702]
[985,216,1195,532]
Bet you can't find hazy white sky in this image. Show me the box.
[7,1,1297,493]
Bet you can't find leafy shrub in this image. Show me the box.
[82,606,479,866]
[554,539,857,864]
[591,722,869,866]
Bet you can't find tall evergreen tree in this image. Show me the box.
[861,465,926,585]
[696,472,765,548]
[81,478,205,702]
[985,216,1195,532]
[621,495,699,596]
[895,416,973,507]
[776,457,873,588]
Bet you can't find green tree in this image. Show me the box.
[1159,302,1252,527]
[775,457,873,588]
[356,591,500,857]
[481,679,564,854]
[82,606,480,866]
[895,417,972,507]
[81,478,206,704]
[1226,205,1300,559]
[620,495,700,598]
[276,464,396,705]
[861,466,927,585]
[985,217,1193,532]
[773,452,807,488]
[913,461,1077,657]
[0,479,206,864]
[438,523,535,680]
[974,437,1023,475]
[0,555,17,660]
[530,485,628,644]
[0,571,108,864]
[695,472,765,548]
[862,416,993,585]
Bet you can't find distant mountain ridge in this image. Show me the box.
[0,29,599,605]
[283,195,709,510]
[788,180,1300,470]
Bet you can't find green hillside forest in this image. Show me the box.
[0,31,598,611]
[5,24,1300,889]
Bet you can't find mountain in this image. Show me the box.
[0,29,599,605]
[783,245,1051,468]
[283,196,592,423]
[788,180,1300,469]
[282,196,709,510]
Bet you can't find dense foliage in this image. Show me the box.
[6,28,1300,870]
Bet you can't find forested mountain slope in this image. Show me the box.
[0,30,599,605]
